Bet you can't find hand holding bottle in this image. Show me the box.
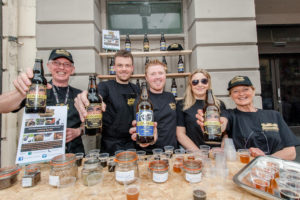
[129,120,158,148]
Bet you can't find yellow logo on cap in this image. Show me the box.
[55,49,70,56]
[231,76,245,84]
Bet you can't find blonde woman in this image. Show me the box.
[176,69,226,151]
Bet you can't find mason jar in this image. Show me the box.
[149,160,168,183]
[49,153,77,187]
[81,158,102,186]
[182,160,202,183]
[114,151,138,185]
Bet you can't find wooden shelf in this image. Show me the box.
[99,50,192,58]
[97,72,191,80]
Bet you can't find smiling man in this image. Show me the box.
[75,50,139,155]
[12,49,84,154]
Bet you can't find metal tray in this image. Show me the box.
[233,155,300,200]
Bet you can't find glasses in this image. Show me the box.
[191,78,208,86]
[51,61,73,68]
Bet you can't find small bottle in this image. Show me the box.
[160,33,166,51]
[145,57,150,66]
[136,82,154,144]
[125,34,131,52]
[162,56,167,66]
[178,55,184,73]
[203,89,222,144]
[85,75,102,136]
[109,57,115,75]
[25,59,47,113]
[136,79,141,92]
[143,33,149,52]
[171,78,177,97]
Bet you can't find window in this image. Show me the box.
[107,1,182,35]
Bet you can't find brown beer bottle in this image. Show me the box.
[136,82,154,144]
[203,89,222,144]
[143,33,149,52]
[85,75,102,136]
[25,58,47,113]
[125,33,131,52]
[171,78,177,97]
[177,55,184,73]
[160,32,166,51]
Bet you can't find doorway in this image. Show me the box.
[259,54,300,134]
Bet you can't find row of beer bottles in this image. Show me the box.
[125,33,166,52]
[108,55,184,75]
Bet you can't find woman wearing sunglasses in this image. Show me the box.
[176,69,226,150]
[197,75,300,160]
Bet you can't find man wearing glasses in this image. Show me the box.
[11,49,84,154]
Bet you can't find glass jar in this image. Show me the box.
[114,151,138,185]
[182,160,202,183]
[49,153,78,187]
[81,158,102,186]
[0,165,21,190]
[149,160,168,183]
[22,164,41,188]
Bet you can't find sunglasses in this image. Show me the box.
[191,78,208,86]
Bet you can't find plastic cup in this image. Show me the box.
[75,152,84,167]
[164,146,174,158]
[124,179,140,200]
[199,145,211,151]
[99,153,109,168]
[237,149,250,164]
[152,148,163,160]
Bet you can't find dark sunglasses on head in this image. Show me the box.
[191,78,208,86]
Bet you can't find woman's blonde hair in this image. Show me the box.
[183,69,220,110]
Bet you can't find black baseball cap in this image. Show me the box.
[48,49,74,63]
[227,76,253,90]
[167,43,184,51]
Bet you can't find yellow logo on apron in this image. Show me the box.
[127,98,135,106]
[169,103,176,110]
[261,123,279,132]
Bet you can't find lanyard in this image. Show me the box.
[52,85,70,105]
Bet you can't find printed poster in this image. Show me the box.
[102,29,120,51]
[16,106,67,165]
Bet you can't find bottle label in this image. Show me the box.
[185,172,202,183]
[153,172,168,183]
[144,42,149,51]
[109,65,116,75]
[178,63,184,72]
[160,42,166,51]
[204,110,221,136]
[22,177,33,187]
[171,88,177,97]
[125,43,131,51]
[136,110,154,136]
[115,170,135,182]
[85,103,102,129]
[26,84,47,108]
[49,175,59,186]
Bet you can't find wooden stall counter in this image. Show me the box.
[0,160,261,200]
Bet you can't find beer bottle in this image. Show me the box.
[143,33,149,52]
[85,75,102,136]
[125,34,131,52]
[178,55,184,73]
[136,82,154,144]
[171,78,177,97]
[203,89,222,144]
[109,57,115,75]
[162,56,167,66]
[136,79,141,92]
[25,58,47,113]
[145,56,149,66]
[160,33,166,51]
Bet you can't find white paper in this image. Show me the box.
[102,29,120,51]
[16,106,67,165]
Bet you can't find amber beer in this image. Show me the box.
[85,75,102,135]
[203,89,222,144]
[25,58,47,113]
[136,82,154,144]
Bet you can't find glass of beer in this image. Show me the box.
[124,179,140,200]
[278,178,300,200]
[237,149,250,164]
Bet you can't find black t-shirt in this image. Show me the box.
[136,91,178,154]
[222,108,300,154]
[176,100,226,148]
[98,80,139,155]
[15,82,84,154]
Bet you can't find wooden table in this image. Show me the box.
[0,158,262,200]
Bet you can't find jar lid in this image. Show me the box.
[0,165,21,180]
[25,164,40,174]
[50,153,76,166]
[83,158,101,170]
[182,160,202,171]
[149,160,168,171]
[114,151,137,163]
